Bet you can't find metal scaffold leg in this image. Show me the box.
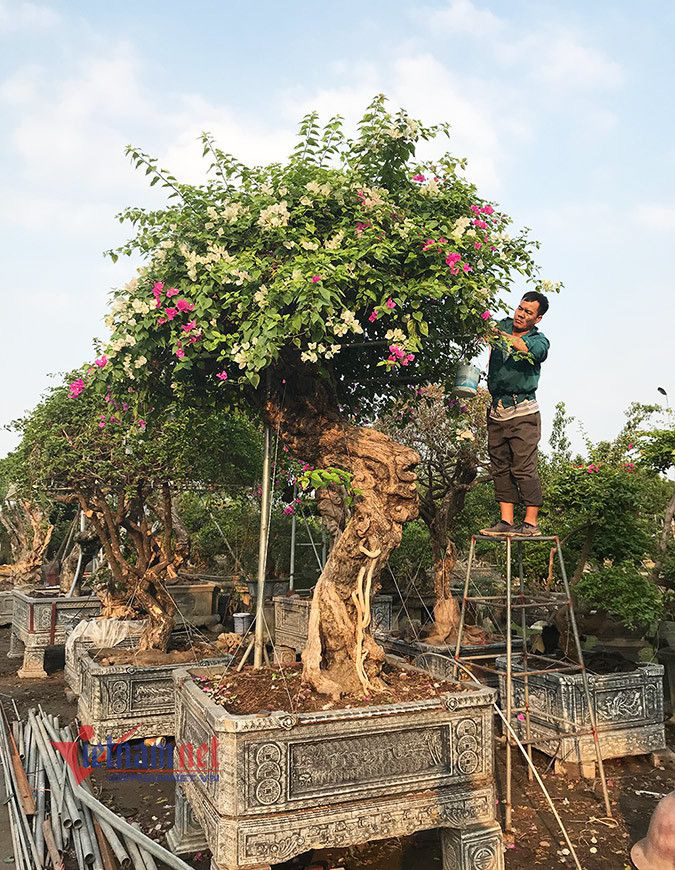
[453,532,613,834]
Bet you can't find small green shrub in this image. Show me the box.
[575,562,663,631]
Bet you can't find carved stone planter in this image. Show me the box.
[0,589,15,626]
[496,655,666,767]
[77,648,233,742]
[64,619,148,697]
[171,661,502,870]
[379,634,523,689]
[273,594,392,663]
[9,588,102,678]
[9,581,218,679]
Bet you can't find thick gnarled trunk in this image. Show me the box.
[267,375,419,698]
[79,483,180,652]
[0,500,53,585]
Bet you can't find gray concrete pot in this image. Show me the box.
[77,647,233,742]
[168,661,503,870]
[9,581,218,679]
[496,655,665,768]
[273,594,392,663]
[379,634,523,689]
[0,588,15,626]
[64,619,148,697]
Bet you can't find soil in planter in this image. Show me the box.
[195,660,470,714]
[585,650,639,674]
[94,637,225,667]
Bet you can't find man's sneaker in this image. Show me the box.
[512,522,542,537]
[480,520,516,537]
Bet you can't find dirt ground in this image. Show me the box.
[1,625,673,870]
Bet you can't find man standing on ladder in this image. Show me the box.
[481,291,550,537]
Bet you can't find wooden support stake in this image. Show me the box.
[43,819,65,870]
[9,731,36,816]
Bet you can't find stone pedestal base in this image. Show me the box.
[166,785,208,855]
[17,647,47,679]
[442,822,504,870]
[273,644,296,666]
[8,631,24,659]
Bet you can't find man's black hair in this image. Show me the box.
[521,290,549,316]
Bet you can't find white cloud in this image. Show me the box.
[0,0,59,31]
[537,36,623,89]
[634,204,675,232]
[428,0,504,37]
[425,1,623,91]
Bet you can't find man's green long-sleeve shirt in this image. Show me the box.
[487,317,550,408]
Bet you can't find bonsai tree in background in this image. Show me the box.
[0,452,53,585]
[635,409,675,577]
[379,385,490,643]
[93,96,549,697]
[539,403,670,645]
[12,380,256,650]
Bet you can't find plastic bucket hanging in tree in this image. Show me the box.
[453,363,481,397]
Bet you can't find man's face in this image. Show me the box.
[513,298,542,331]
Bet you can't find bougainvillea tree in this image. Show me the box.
[91,96,548,697]
[379,385,490,643]
[12,380,255,649]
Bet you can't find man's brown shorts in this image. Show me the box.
[487,412,543,506]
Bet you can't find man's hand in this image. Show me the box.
[498,330,529,354]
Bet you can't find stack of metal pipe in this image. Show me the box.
[0,704,192,870]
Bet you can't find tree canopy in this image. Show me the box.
[86,96,553,417]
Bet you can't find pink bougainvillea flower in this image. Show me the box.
[385,298,396,309]
[311,275,322,283]
[175,347,185,359]
[628,442,634,449]
[412,173,426,182]
[445,252,461,265]
[473,219,488,230]
[152,281,164,292]
[137,419,146,430]
[355,221,371,233]
[368,310,378,323]
[175,298,194,313]
[104,393,112,404]
[165,286,179,297]
[474,241,482,250]
[481,310,492,320]
[481,205,494,215]
[94,355,107,367]
[215,370,228,381]
[122,401,129,411]
[450,265,460,275]
[182,320,197,332]
[187,332,202,344]
[157,316,167,325]
[164,308,177,321]
[462,263,472,273]
[470,204,481,214]
[422,239,435,251]
[283,505,295,516]
[98,421,106,429]
[68,379,85,398]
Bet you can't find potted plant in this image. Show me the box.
[86,96,551,866]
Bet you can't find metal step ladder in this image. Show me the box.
[452,532,612,831]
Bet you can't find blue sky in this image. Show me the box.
[1,0,673,456]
